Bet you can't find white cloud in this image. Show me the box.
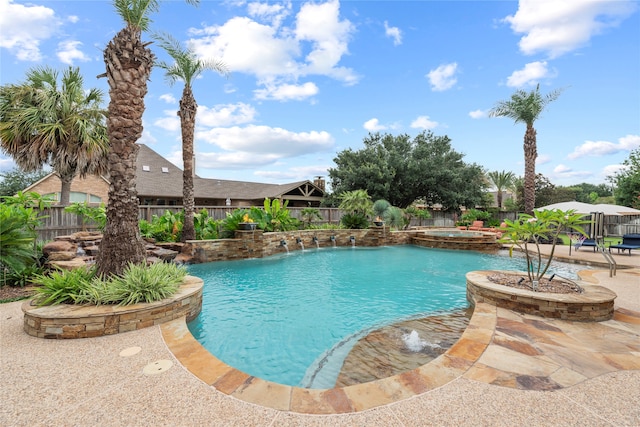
[247,1,291,27]
[602,163,627,177]
[536,154,552,165]
[254,164,329,181]
[154,111,181,132]
[568,134,640,159]
[188,0,358,99]
[56,40,89,65]
[469,109,486,119]
[506,61,556,87]
[552,163,592,179]
[427,63,458,92]
[0,0,60,61]
[384,21,402,46]
[197,125,334,157]
[363,118,386,131]
[254,81,319,101]
[197,103,257,127]
[504,0,637,58]
[410,116,438,130]
[159,94,177,104]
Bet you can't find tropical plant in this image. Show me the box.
[193,209,219,240]
[300,207,322,228]
[372,199,391,222]
[0,205,38,282]
[340,212,369,230]
[489,84,564,215]
[0,66,108,206]
[487,170,516,210]
[385,206,406,230]
[138,210,184,242]
[458,208,491,226]
[98,0,201,277]
[500,209,588,287]
[339,189,372,229]
[2,190,54,211]
[220,208,251,238]
[404,206,432,228]
[33,262,186,306]
[153,32,228,241]
[250,198,299,232]
[65,202,107,231]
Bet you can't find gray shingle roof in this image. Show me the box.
[135,144,323,201]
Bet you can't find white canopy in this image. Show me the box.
[535,201,640,216]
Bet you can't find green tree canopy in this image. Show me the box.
[609,148,640,208]
[328,131,487,210]
[0,168,50,197]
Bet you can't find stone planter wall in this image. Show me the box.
[22,276,203,339]
[466,270,615,321]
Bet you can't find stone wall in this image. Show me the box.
[466,270,615,321]
[23,276,203,339]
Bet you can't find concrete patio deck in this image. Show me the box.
[1,244,638,426]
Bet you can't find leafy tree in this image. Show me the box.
[154,32,228,242]
[487,170,515,209]
[329,131,486,210]
[489,84,564,214]
[608,148,640,208]
[0,168,50,197]
[96,0,199,277]
[0,66,108,205]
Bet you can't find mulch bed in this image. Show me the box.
[487,272,582,294]
[0,286,36,302]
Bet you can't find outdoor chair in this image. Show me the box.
[608,234,640,255]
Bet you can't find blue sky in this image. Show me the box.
[1,0,639,191]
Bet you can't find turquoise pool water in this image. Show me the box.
[187,245,584,388]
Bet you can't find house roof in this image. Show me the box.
[135,144,324,201]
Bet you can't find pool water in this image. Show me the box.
[187,245,585,388]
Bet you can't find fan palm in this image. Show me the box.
[96,0,198,277]
[0,66,108,205]
[489,84,564,214]
[153,32,228,241]
[487,170,515,210]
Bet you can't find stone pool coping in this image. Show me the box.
[160,301,497,414]
[466,270,616,321]
[22,276,203,339]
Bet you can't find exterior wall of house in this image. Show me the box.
[28,174,109,204]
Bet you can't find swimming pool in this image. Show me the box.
[187,245,585,388]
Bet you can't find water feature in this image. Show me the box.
[296,237,304,251]
[280,239,289,254]
[330,235,336,247]
[187,246,587,389]
[349,236,356,247]
[402,330,440,352]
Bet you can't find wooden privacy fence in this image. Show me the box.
[31,206,639,242]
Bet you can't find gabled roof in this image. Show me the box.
[135,144,324,201]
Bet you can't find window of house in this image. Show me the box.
[162,167,169,173]
[142,165,150,171]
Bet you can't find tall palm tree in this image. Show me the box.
[96,0,198,277]
[0,66,108,205]
[489,84,564,214]
[487,170,515,210]
[153,32,228,241]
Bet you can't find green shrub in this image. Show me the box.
[33,262,187,306]
[194,209,220,240]
[250,198,299,232]
[65,202,106,231]
[139,210,184,242]
[340,212,369,229]
[220,208,251,238]
[300,207,322,228]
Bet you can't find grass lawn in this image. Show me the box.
[560,234,621,246]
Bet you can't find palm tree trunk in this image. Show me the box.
[497,190,503,209]
[179,86,197,242]
[58,172,73,206]
[96,26,153,277]
[523,124,537,215]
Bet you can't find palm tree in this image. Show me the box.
[0,66,108,205]
[96,0,198,277]
[153,32,228,242]
[489,84,564,214]
[487,170,515,210]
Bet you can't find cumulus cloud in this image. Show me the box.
[506,61,556,87]
[503,0,637,58]
[254,81,319,101]
[56,40,89,65]
[384,21,402,46]
[410,116,438,130]
[427,63,458,92]
[568,134,640,159]
[602,163,627,177]
[469,109,486,119]
[363,118,387,131]
[197,103,257,127]
[536,154,552,165]
[255,164,330,181]
[159,94,177,104]
[552,163,592,179]
[0,0,60,61]
[154,111,181,132]
[188,0,358,101]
